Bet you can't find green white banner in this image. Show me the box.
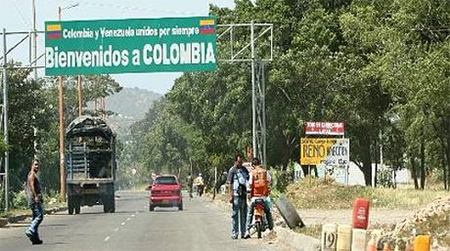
[45,16,217,76]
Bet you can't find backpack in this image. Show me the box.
[232,166,248,198]
[251,166,269,197]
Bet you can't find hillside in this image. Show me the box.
[106,87,161,119]
[103,87,161,141]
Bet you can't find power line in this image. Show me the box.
[11,0,31,27]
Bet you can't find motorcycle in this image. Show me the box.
[251,199,268,239]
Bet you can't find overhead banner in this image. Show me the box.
[45,16,217,75]
[300,138,350,166]
[305,122,344,135]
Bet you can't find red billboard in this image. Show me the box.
[305,122,344,136]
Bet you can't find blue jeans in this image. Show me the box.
[28,203,44,238]
[231,196,247,237]
[247,197,274,231]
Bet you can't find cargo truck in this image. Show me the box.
[65,116,116,214]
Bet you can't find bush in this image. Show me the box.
[270,163,294,193]
[377,169,394,188]
[11,190,29,210]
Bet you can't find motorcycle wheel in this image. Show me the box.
[255,221,262,239]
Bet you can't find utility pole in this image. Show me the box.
[217,22,273,166]
[31,0,38,158]
[251,21,256,159]
[31,0,37,79]
[58,6,66,201]
[2,28,10,211]
[78,75,82,116]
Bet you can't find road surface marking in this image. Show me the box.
[104,236,110,242]
[114,228,119,232]
[127,218,131,221]
[121,222,126,226]
[131,214,135,217]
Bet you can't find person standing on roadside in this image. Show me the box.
[25,158,44,245]
[227,153,250,239]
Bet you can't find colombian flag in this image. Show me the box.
[46,24,62,39]
[199,19,215,35]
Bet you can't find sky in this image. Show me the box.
[0,0,235,94]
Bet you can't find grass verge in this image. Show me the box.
[285,177,449,210]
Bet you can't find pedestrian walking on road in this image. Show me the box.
[25,158,44,245]
[187,172,194,199]
[227,153,250,239]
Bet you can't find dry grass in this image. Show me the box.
[0,209,29,218]
[285,177,449,210]
[293,224,322,239]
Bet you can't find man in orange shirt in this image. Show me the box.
[244,157,274,238]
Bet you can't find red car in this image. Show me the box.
[148,175,183,211]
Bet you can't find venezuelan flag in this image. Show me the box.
[199,19,215,35]
[46,24,62,39]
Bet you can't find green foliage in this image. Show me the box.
[123,0,450,190]
[4,0,449,197]
[2,63,124,196]
[11,190,28,210]
[377,169,394,188]
[270,164,294,193]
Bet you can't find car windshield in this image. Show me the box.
[155,176,177,185]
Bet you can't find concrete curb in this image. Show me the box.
[0,206,67,228]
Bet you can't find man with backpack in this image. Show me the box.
[244,157,274,238]
[226,153,249,239]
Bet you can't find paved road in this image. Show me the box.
[0,190,283,251]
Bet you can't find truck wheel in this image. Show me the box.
[103,195,115,213]
[75,196,81,214]
[178,203,183,211]
[109,198,116,213]
[275,195,305,229]
[68,196,74,215]
[103,202,110,213]
[149,203,154,211]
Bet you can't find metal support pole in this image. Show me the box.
[78,75,82,116]
[58,7,66,201]
[3,28,9,211]
[251,21,256,158]
[59,75,65,200]
[31,0,37,79]
[261,62,266,166]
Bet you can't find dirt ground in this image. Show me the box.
[296,208,411,228]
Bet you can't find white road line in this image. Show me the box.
[114,228,119,232]
[127,218,131,221]
[121,222,126,226]
[104,236,110,242]
[131,214,135,217]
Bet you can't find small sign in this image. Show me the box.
[300,138,349,166]
[305,122,344,136]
